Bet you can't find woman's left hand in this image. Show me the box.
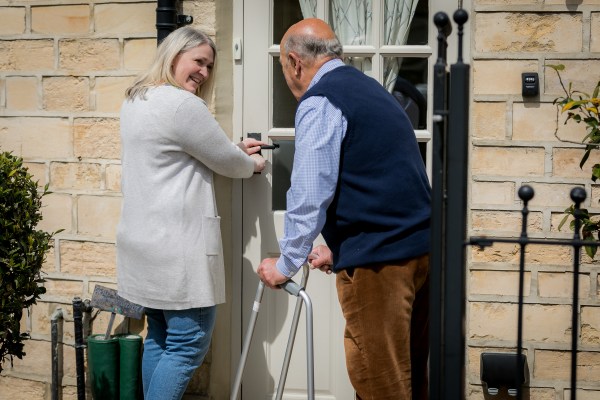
[238,138,265,155]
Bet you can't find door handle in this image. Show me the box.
[260,144,280,150]
[247,133,279,174]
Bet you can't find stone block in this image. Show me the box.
[470,303,571,343]
[473,60,538,95]
[534,350,600,382]
[525,244,573,265]
[6,76,39,110]
[545,60,600,96]
[472,146,545,177]
[591,185,600,208]
[95,76,133,113]
[77,195,121,239]
[38,193,72,234]
[23,162,47,188]
[105,164,122,192]
[29,302,76,341]
[124,39,156,71]
[8,338,76,377]
[43,76,90,112]
[50,162,102,190]
[472,242,573,265]
[0,7,26,35]
[564,390,600,400]
[512,102,585,143]
[581,306,600,345]
[471,181,515,206]
[59,39,120,73]
[42,245,56,274]
[592,13,600,52]
[525,183,584,207]
[0,39,54,71]
[538,272,590,299]
[550,211,573,234]
[73,118,120,159]
[552,148,597,179]
[0,376,46,399]
[42,279,85,304]
[471,242,520,264]
[470,270,531,296]
[59,240,116,276]
[32,5,90,34]
[94,2,155,34]
[471,210,542,233]
[475,13,582,53]
[89,306,126,337]
[184,1,216,35]
[472,102,506,140]
[0,117,73,159]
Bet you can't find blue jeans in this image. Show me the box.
[142,306,216,400]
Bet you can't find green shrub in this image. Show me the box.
[0,151,57,372]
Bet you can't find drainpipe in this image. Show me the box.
[156,0,193,44]
[51,308,64,400]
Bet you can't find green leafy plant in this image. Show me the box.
[549,64,600,258]
[0,151,57,372]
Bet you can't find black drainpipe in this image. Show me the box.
[156,0,193,44]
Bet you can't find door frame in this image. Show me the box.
[229,0,472,390]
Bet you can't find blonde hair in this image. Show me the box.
[125,26,217,101]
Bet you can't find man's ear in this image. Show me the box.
[288,52,301,76]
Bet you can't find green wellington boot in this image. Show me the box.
[118,334,143,400]
[87,334,120,399]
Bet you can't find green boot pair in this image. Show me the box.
[87,334,143,400]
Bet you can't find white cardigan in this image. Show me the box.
[117,85,254,310]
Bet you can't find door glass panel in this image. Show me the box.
[273,0,303,44]
[273,56,298,128]
[384,0,428,46]
[405,0,429,45]
[343,56,373,77]
[418,141,427,164]
[329,0,373,45]
[272,139,295,211]
[385,57,428,129]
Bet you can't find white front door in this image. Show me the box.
[236,1,353,398]
[233,0,452,398]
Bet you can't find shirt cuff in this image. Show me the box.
[276,254,301,278]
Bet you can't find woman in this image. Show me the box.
[116,26,265,399]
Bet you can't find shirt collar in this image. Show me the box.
[308,58,345,90]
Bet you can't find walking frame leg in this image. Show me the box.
[230,280,265,400]
[275,266,310,400]
[231,264,314,400]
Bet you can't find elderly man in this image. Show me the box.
[257,18,431,400]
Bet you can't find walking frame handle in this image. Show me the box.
[279,279,303,296]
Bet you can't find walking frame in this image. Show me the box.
[231,264,315,400]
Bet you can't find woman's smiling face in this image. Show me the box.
[172,43,214,93]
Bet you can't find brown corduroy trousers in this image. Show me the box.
[335,254,430,400]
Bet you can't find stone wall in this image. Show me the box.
[468,1,600,399]
[0,1,218,399]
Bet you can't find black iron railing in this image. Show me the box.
[431,8,597,400]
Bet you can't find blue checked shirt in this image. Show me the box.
[276,59,348,277]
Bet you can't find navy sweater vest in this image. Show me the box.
[300,65,431,271]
